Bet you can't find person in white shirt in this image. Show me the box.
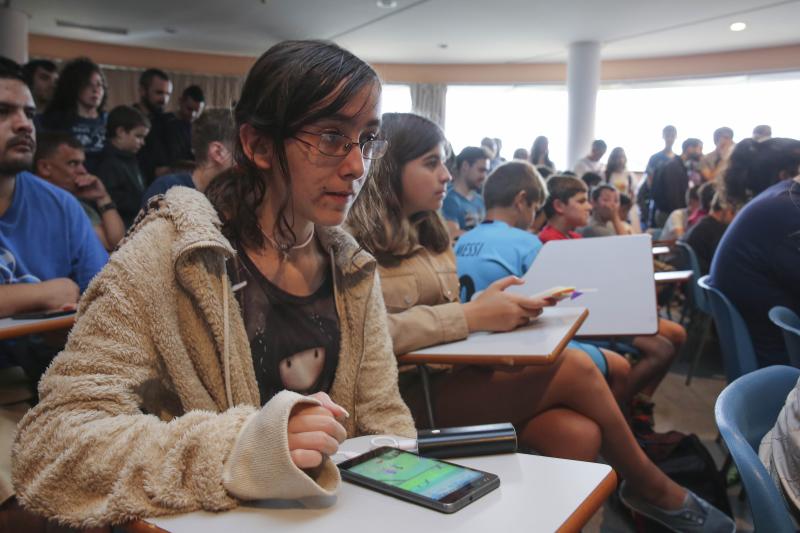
[574,139,606,178]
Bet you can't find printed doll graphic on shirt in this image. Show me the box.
[231,250,341,404]
[0,248,41,284]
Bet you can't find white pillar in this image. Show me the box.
[0,8,28,64]
[566,41,600,170]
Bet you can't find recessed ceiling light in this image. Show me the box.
[376,0,397,8]
[438,43,448,49]
[730,22,747,32]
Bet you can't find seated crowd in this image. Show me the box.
[0,40,798,533]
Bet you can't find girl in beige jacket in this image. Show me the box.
[347,113,734,533]
[12,40,414,528]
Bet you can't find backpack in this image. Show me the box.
[629,432,733,532]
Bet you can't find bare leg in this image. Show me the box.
[630,334,675,397]
[420,348,686,509]
[601,349,631,404]
[520,408,602,462]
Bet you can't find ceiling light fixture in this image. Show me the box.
[729,22,747,32]
[56,19,128,35]
[376,0,398,8]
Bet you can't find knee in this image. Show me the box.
[650,336,676,366]
[659,319,687,346]
[604,350,632,380]
[562,347,605,380]
[521,409,602,462]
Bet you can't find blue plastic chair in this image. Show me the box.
[716,365,800,533]
[676,242,710,316]
[677,243,713,385]
[769,306,800,368]
[697,275,759,383]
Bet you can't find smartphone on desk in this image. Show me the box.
[337,446,499,513]
[10,309,75,320]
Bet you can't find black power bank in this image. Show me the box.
[417,422,517,458]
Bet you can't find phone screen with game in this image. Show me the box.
[338,446,499,513]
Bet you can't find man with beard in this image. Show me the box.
[133,68,173,185]
[442,146,491,239]
[650,138,704,228]
[0,58,107,313]
[0,57,107,508]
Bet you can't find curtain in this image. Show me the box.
[410,83,447,129]
[100,65,243,112]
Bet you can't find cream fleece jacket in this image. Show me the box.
[12,187,414,528]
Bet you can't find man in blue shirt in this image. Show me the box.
[0,56,108,506]
[442,146,490,239]
[0,58,107,317]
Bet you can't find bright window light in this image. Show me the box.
[445,85,568,166]
[381,84,412,114]
[596,74,800,170]
[444,73,800,172]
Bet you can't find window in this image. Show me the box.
[381,84,412,114]
[597,73,800,171]
[445,85,568,167]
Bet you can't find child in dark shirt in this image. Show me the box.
[96,106,150,227]
[683,188,735,275]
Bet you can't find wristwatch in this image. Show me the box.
[97,200,117,214]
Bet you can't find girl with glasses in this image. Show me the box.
[13,40,413,527]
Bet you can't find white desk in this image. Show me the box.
[398,306,588,366]
[0,314,76,341]
[509,235,658,337]
[652,245,671,256]
[654,270,693,285]
[147,435,616,533]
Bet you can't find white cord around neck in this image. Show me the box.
[261,226,315,257]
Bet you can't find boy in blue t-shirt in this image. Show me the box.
[442,146,490,238]
[455,161,631,401]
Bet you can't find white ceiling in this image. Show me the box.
[15,0,800,64]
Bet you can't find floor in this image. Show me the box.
[584,320,755,532]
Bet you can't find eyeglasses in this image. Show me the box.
[294,130,388,160]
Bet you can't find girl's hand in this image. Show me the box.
[287,392,348,469]
[462,276,554,333]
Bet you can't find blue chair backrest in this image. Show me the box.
[716,365,800,533]
[676,241,710,314]
[769,306,800,368]
[698,275,759,382]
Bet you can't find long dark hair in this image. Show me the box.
[347,113,451,263]
[205,40,380,250]
[722,137,800,206]
[43,57,107,119]
[530,136,553,169]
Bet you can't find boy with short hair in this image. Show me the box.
[96,105,150,227]
[538,175,592,243]
[455,161,631,401]
[579,184,632,238]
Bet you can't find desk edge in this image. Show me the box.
[121,519,170,533]
[0,315,75,341]
[397,308,589,366]
[556,468,618,533]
